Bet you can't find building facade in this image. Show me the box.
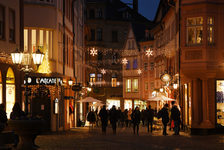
[0,0,23,119]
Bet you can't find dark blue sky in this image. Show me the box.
[121,0,160,21]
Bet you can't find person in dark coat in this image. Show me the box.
[87,109,96,125]
[131,107,141,135]
[171,101,181,135]
[117,107,122,127]
[99,105,108,134]
[158,104,169,136]
[0,104,7,132]
[10,102,26,120]
[141,109,146,126]
[109,105,118,134]
[145,105,154,133]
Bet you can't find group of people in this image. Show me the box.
[87,101,181,136]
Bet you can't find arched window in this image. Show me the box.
[6,67,15,118]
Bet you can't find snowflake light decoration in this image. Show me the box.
[122,58,128,65]
[146,48,153,57]
[90,48,98,56]
[137,69,142,75]
[101,69,106,75]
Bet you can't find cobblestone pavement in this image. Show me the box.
[36,126,224,150]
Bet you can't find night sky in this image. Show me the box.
[121,0,160,21]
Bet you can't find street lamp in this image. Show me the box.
[11,48,44,115]
[68,78,73,86]
[173,83,178,89]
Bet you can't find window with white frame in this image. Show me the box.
[126,79,131,92]
[187,17,203,45]
[207,17,214,44]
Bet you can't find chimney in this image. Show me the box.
[133,0,138,12]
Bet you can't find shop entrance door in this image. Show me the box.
[32,86,51,131]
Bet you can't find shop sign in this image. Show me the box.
[26,77,63,85]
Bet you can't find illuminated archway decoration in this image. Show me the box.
[6,67,15,118]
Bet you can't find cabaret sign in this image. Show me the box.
[25,77,63,85]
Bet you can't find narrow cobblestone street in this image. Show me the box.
[36,127,224,150]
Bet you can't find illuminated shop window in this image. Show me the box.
[216,80,224,127]
[106,99,120,110]
[126,79,131,92]
[132,79,138,92]
[207,17,214,44]
[6,67,15,118]
[111,77,117,87]
[134,100,146,111]
[39,30,44,47]
[124,100,132,110]
[187,17,203,45]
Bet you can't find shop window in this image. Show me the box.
[0,5,5,40]
[216,80,224,127]
[9,9,15,42]
[106,99,120,110]
[186,17,203,45]
[132,79,138,92]
[134,100,146,111]
[96,28,102,41]
[6,67,15,118]
[207,17,214,44]
[112,31,118,42]
[133,59,138,69]
[39,30,44,47]
[124,100,132,110]
[89,73,95,85]
[126,79,131,92]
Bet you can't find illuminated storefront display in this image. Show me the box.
[6,68,15,118]
[134,100,146,111]
[124,100,132,110]
[216,80,224,127]
[106,99,120,109]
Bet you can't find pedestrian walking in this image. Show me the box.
[127,108,132,127]
[146,105,154,133]
[131,107,141,135]
[0,104,7,132]
[109,105,118,134]
[117,107,122,127]
[171,101,181,135]
[158,104,169,136]
[141,109,146,126]
[123,109,128,127]
[87,109,96,128]
[99,105,108,134]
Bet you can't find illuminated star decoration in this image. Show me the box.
[90,48,98,56]
[137,69,142,75]
[146,48,153,57]
[101,69,106,75]
[122,58,128,65]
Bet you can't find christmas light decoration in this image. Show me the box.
[90,48,98,56]
[137,69,142,74]
[122,58,128,65]
[38,47,51,74]
[101,69,106,75]
[146,48,153,57]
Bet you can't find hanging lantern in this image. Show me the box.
[11,48,23,65]
[32,48,44,66]
[173,83,178,89]
[68,78,73,86]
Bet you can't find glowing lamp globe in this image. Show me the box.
[32,49,44,66]
[11,49,23,65]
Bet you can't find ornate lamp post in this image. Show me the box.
[11,48,44,115]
